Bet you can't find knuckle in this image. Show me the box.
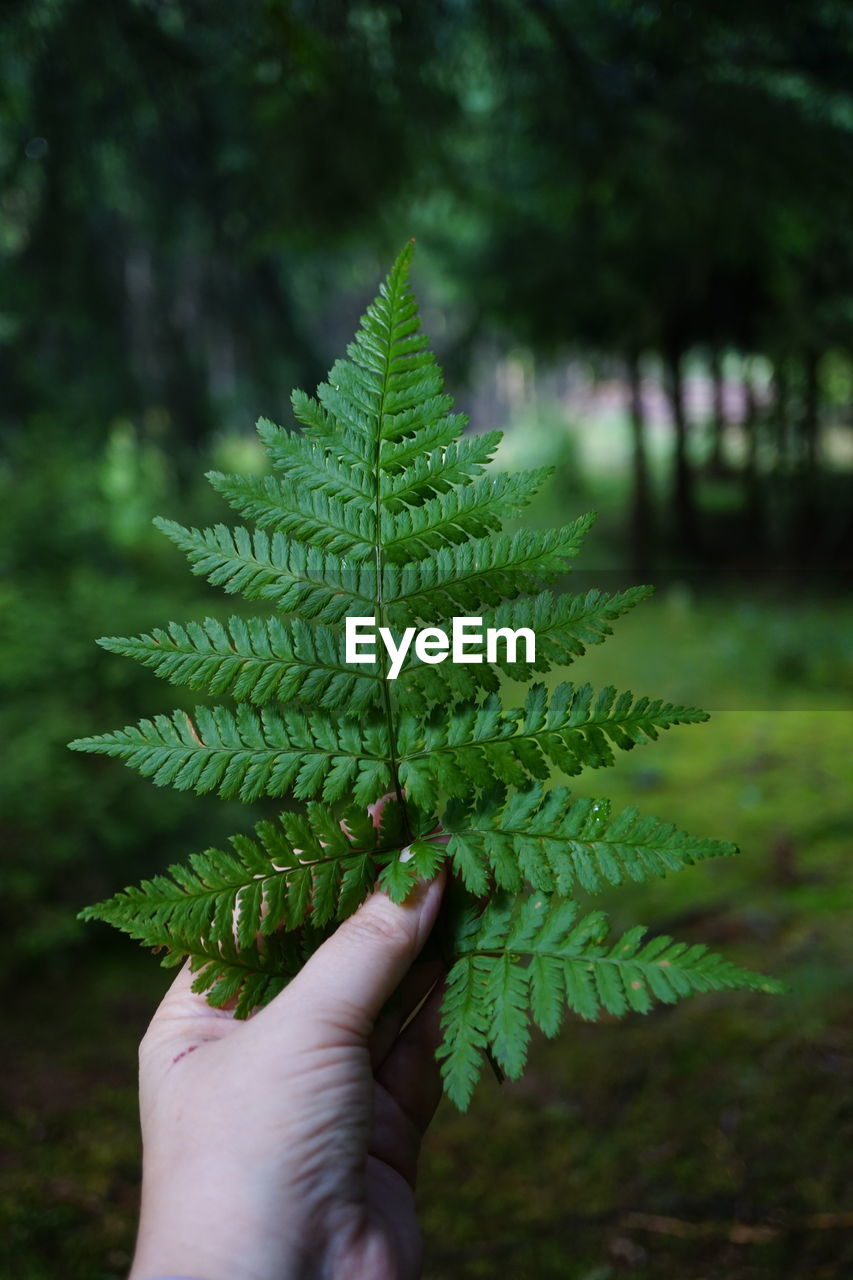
[346,899,416,955]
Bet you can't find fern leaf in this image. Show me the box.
[380,469,551,562]
[436,954,493,1109]
[388,517,595,617]
[206,471,377,559]
[398,683,708,811]
[256,416,373,503]
[153,518,376,621]
[443,783,737,895]
[440,892,783,1109]
[392,584,652,708]
[80,801,407,952]
[377,408,468,469]
[310,242,454,461]
[98,616,383,711]
[69,704,390,805]
[90,908,321,1018]
[381,430,503,505]
[289,390,374,468]
[481,585,653,677]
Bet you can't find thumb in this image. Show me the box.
[256,865,446,1041]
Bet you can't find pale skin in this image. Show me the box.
[130,864,447,1280]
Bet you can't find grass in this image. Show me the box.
[2,591,851,1278]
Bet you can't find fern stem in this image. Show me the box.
[380,655,409,834]
[373,261,412,843]
[484,1047,506,1086]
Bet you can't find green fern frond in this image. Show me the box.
[72,243,781,1110]
[98,617,383,710]
[439,892,784,1109]
[206,471,377,558]
[380,468,552,561]
[153,518,377,620]
[392,585,653,709]
[375,408,468,468]
[442,783,738,895]
[257,415,373,502]
[81,800,413,950]
[382,430,503,504]
[397,682,708,809]
[387,517,596,616]
[70,704,391,805]
[481,585,653,676]
[92,909,322,1019]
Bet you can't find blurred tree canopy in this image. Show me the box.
[0,0,462,446]
[3,3,853,421]
[438,0,853,558]
[3,0,853,564]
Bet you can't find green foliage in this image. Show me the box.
[0,426,238,969]
[71,247,780,1109]
[438,893,782,1103]
[98,616,384,711]
[442,783,739,897]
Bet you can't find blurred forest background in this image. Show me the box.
[1,2,851,1277]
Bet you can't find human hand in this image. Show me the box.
[129,843,446,1280]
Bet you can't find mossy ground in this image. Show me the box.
[3,593,851,1278]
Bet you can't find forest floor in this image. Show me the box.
[2,592,851,1279]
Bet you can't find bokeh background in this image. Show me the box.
[2,3,852,1277]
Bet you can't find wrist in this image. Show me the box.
[129,1184,314,1280]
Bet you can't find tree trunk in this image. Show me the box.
[802,350,820,479]
[741,361,763,550]
[709,349,726,473]
[797,349,821,549]
[770,357,790,473]
[626,352,654,574]
[664,347,700,555]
